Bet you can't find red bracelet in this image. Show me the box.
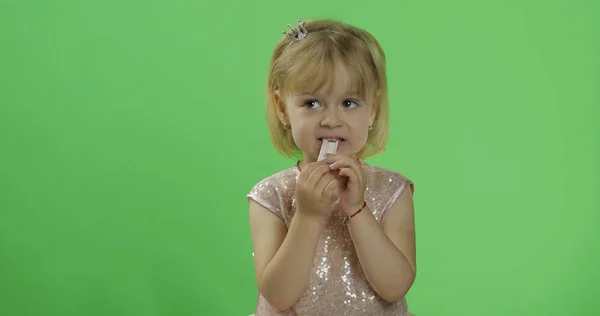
[342,201,367,225]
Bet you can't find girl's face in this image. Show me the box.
[281,61,376,163]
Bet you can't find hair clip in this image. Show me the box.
[282,18,308,45]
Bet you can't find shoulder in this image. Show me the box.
[361,161,415,221]
[246,166,299,220]
[247,166,299,198]
[362,162,414,196]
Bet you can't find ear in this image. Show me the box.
[274,90,290,126]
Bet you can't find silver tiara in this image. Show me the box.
[281,18,343,49]
[282,18,309,46]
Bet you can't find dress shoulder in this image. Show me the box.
[246,167,298,221]
[362,163,415,223]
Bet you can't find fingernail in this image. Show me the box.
[329,163,335,169]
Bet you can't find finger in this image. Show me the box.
[298,161,325,182]
[323,177,339,199]
[329,157,363,183]
[322,153,336,162]
[352,157,365,184]
[322,154,338,164]
[328,158,357,172]
[338,167,360,192]
[306,163,332,186]
[315,173,336,197]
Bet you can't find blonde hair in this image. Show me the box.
[265,19,389,160]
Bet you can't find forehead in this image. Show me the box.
[299,66,355,96]
[285,60,369,99]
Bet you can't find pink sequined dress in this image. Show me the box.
[247,160,415,316]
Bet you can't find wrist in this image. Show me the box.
[342,201,366,216]
[341,201,367,225]
[294,209,326,228]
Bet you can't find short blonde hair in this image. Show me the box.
[265,19,389,160]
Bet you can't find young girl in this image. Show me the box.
[247,18,416,316]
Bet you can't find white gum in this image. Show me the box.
[317,139,339,161]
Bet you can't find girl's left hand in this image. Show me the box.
[325,154,367,216]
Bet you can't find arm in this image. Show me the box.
[249,200,323,311]
[346,185,417,302]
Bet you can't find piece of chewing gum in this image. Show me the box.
[318,138,339,161]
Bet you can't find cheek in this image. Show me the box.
[354,130,369,147]
[290,128,303,143]
[350,117,371,147]
[289,122,312,146]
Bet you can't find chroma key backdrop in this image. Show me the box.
[0,0,598,315]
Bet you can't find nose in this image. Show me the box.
[320,106,343,128]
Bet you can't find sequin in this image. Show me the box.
[247,160,414,316]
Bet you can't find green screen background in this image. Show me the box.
[1,0,598,315]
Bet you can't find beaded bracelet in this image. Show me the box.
[342,201,367,225]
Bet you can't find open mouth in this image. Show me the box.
[318,137,345,142]
[317,138,346,151]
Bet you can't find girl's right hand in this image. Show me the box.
[295,160,340,218]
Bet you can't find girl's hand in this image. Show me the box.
[295,160,343,219]
[325,155,367,216]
